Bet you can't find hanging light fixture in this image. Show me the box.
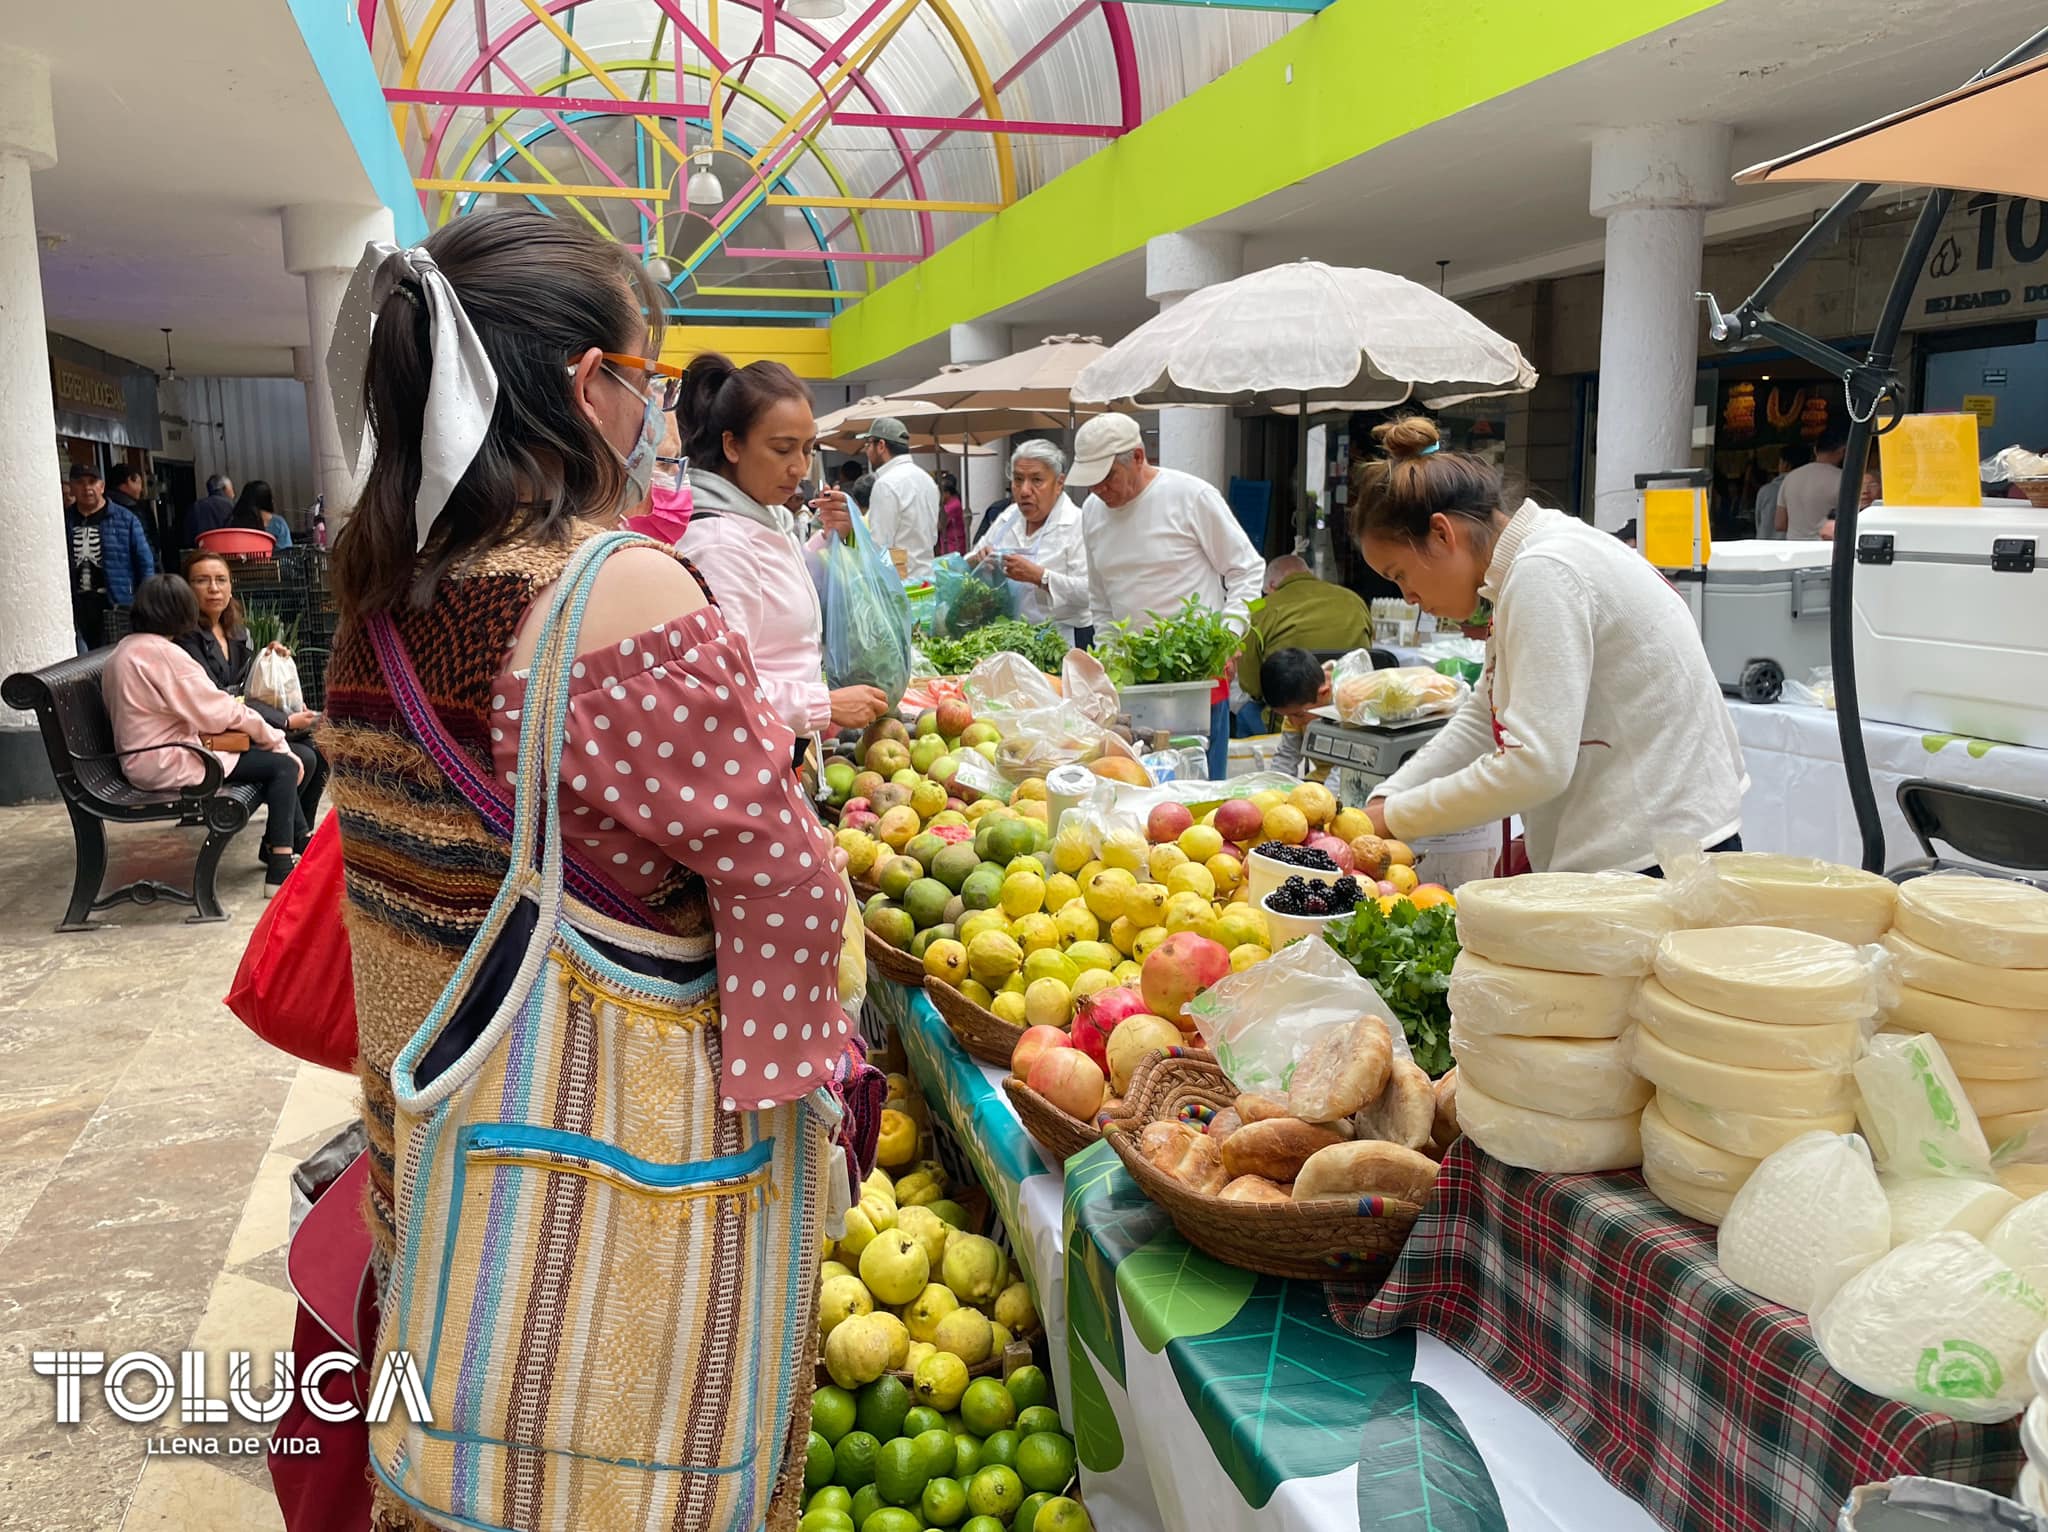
[786,0,847,19]
[686,152,723,207]
[160,327,177,381]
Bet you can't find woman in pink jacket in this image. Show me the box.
[676,353,888,745]
[102,573,304,894]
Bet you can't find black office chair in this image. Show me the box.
[1887,778,2048,889]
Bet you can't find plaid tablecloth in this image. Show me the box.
[1329,1140,2023,1532]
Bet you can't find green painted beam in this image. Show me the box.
[829,0,1720,378]
[1120,0,1336,12]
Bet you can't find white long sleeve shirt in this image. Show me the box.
[969,494,1091,641]
[865,453,941,584]
[1082,468,1264,638]
[1372,501,1747,873]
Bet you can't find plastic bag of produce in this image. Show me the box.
[930,552,1016,638]
[1185,936,1410,1096]
[1855,1032,1995,1182]
[1811,1231,2048,1423]
[1718,1131,1891,1314]
[1328,653,1469,726]
[249,647,306,716]
[821,502,912,705]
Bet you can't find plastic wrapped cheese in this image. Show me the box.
[1652,926,1885,1026]
[1881,1174,2019,1245]
[1444,951,1636,1039]
[1812,1231,2048,1423]
[1448,1024,1651,1120]
[1890,984,2048,1047]
[2002,1164,2048,1200]
[1655,1090,1857,1161]
[1640,1097,1760,1189]
[1882,931,2048,1010]
[1631,1026,1857,1117]
[1896,875,2048,970]
[1717,1130,1890,1315]
[1854,1032,1995,1181]
[1455,1072,1643,1173]
[1988,1196,2048,1292]
[1880,1029,2048,1081]
[1453,873,1676,977]
[1696,851,1899,945]
[1643,1162,1737,1226]
[1983,1107,2048,1159]
[1633,977,1864,1072]
[1961,1077,2048,1118]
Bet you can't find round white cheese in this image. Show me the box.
[1639,1097,1760,1190]
[1653,925,1880,1026]
[1633,977,1863,1072]
[1702,852,1898,945]
[1890,984,2048,1047]
[1879,1029,2048,1081]
[2000,1163,2048,1200]
[1654,1089,1857,1160]
[1454,873,1676,977]
[1449,1025,1651,1120]
[1961,1077,2048,1118]
[1895,874,2048,970]
[1982,1106,2048,1153]
[1445,951,1637,1040]
[1632,1026,1856,1116]
[1881,1174,2019,1246]
[1988,1195,2048,1294]
[1455,1072,1643,1173]
[1643,1162,1737,1226]
[1883,931,2048,1009]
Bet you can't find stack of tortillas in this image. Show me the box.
[1629,926,1878,1226]
[1881,874,2048,1155]
[1447,874,1671,1174]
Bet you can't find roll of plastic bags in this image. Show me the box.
[1718,1130,1891,1315]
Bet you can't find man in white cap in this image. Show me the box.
[859,416,941,583]
[1067,413,1263,777]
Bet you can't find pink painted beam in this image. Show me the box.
[389,87,714,117]
[724,247,919,262]
[832,112,1121,139]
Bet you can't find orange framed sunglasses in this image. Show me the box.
[600,351,684,411]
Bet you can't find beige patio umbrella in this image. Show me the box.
[812,395,1003,454]
[1734,52,2048,200]
[888,335,1117,416]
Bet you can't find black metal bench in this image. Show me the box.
[2,650,261,930]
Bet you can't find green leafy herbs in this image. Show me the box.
[1098,595,1245,687]
[913,618,1067,676]
[243,606,300,654]
[1321,902,1460,1077]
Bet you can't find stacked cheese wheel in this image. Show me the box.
[1698,852,1897,945]
[1446,874,1674,1173]
[1881,874,2048,1153]
[1629,927,1876,1226]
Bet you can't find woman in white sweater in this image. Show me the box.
[1355,417,1745,874]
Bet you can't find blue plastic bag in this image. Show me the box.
[821,503,912,706]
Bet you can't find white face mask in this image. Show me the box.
[616,380,664,507]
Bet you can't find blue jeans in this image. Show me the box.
[1208,695,1230,780]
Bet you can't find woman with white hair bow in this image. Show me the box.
[967,437,1092,643]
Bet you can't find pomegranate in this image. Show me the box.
[1307,833,1357,873]
[1140,933,1232,1025]
[1010,1025,1071,1083]
[1069,985,1151,1072]
[1213,798,1265,845]
[1146,802,1194,844]
[1028,1048,1107,1121]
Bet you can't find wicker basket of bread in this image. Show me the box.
[1102,1018,1452,1284]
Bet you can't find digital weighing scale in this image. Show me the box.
[1298,712,1449,793]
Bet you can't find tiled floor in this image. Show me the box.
[0,804,356,1532]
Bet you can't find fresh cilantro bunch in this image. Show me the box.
[1320,901,1460,1077]
[913,618,1066,676]
[1098,595,1244,687]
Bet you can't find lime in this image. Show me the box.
[1035,1495,1094,1532]
[857,1508,920,1532]
[912,1427,956,1480]
[965,1465,1024,1522]
[834,1430,881,1490]
[941,1413,964,1435]
[901,1406,947,1440]
[874,1436,931,1509]
[959,1378,1018,1438]
[849,1484,883,1530]
[978,1429,1020,1470]
[1014,1492,1054,1532]
[920,1474,968,1528]
[809,1486,854,1516]
[1014,1432,1077,1494]
[1015,1406,1061,1440]
[806,1431,836,1490]
[1004,1366,1050,1413]
[813,1385,859,1445]
[952,1433,983,1479]
[960,1519,1004,1532]
[857,1375,914,1443]
[799,1510,855,1532]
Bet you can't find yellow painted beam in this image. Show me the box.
[417,178,668,199]
[768,195,1003,213]
[664,323,833,379]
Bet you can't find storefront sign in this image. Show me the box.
[1983,368,2009,387]
[50,358,127,420]
[1915,195,2048,327]
[1963,394,1999,430]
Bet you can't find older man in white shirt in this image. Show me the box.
[969,439,1091,644]
[1067,413,1264,777]
[859,416,941,583]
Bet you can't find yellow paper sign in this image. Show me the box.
[1880,413,1982,508]
[1642,486,1709,570]
[1962,394,1998,430]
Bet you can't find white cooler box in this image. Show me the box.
[1852,501,2048,748]
[1668,540,1834,703]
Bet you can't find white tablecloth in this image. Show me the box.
[1729,701,2048,867]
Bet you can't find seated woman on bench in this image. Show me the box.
[101,574,306,896]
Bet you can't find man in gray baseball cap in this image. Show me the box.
[857,417,940,582]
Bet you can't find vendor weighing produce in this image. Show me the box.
[1353,417,1745,874]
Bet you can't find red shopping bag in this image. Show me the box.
[225,812,357,1072]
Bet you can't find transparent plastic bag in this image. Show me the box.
[1854,1032,1996,1181]
[1780,667,1835,710]
[1328,654,1469,726]
[821,502,912,705]
[1839,1476,2048,1531]
[1051,770,1303,852]
[1812,1231,2048,1424]
[1659,843,1898,946]
[1652,926,1893,1027]
[249,648,305,715]
[1185,937,1410,1096]
[930,553,1015,637]
[1718,1130,1891,1314]
[1453,871,1679,977]
[1895,874,2048,971]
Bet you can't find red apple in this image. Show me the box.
[1146,802,1195,844]
[1029,1048,1107,1121]
[936,699,975,740]
[1010,1025,1070,1082]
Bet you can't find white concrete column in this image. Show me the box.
[0,45,66,733]
[1145,233,1243,490]
[282,203,395,524]
[1589,123,1731,531]
[948,320,1011,515]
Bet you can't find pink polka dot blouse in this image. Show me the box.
[489,603,850,1112]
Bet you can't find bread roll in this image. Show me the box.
[1432,1067,1460,1148]
[1292,1140,1440,1206]
[1235,1093,1293,1124]
[1219,1175,1292,1205]
[1139,1121,1199,1170]
[1287,1017,1393,1122]
[1220,1117,1346,1183]
[1352,1058,1435,1151]
[1166,1132,1229,1194]
[1205,1107,1243,1142]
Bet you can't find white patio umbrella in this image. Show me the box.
[889,335,1116,416]
[812,395,1003,454]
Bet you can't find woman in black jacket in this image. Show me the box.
[176,550,326,846]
